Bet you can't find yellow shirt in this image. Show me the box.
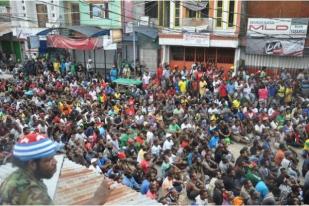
[178,80,187,93]
[232,99,240,109]
[304,139,309,152]
[199,81,207,95]
[277,85,285,97]
[53,62,60,72]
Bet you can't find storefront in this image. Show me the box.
[241,18,309,74]
[159,32,238,77]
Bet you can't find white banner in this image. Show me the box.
[247,18,308,38]
[183,33,210,47]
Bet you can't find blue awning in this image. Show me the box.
[36,26,110,37]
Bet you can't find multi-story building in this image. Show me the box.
[74,0,123,70]
[240,1,309,72]
[9,0,64,59]
[0,0,18,61]
[121,1,159,73]
[155,0,242,75]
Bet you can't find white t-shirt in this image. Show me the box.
[151,145,161,156]
[142,75,151,85]
[163,139,174,151]
[146,131,154,144]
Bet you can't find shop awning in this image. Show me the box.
[36,26,110,37]
[47,35,102,50]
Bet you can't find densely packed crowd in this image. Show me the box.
[0,57,309,205]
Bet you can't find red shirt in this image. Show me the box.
[135,136,144,144]
[140,159,150,173]
[157,67,163,79]
[219,84,227,97]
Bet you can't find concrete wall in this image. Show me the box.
[10,0,63,28]
[139,43,158,73]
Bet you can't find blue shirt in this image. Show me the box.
[110,68,118,81]
[122,176,140,190]
[140,179,150,194]
[227,83,235,94]
[255,181,269,199]
[208,136,219,149]
[97,157,108,168]
[99,127,105,136]
[268,85,277,97]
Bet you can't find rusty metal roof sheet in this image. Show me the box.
[54,158,161,205]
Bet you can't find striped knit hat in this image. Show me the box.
[13,133,57,161]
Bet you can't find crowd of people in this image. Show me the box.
[0,56,309,205]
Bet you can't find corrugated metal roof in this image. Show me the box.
[241,52,309,69]
[54,158,161,205]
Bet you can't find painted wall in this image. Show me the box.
[79,0,122,29]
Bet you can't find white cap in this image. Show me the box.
[166,133,172,138]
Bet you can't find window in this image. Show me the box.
[145,1,158,18]
[175,1,180,27]
[228,0,235,27]
[200,5,209,17]
[22,6,25,10]
[185,47,195,61]
[36,4,48,28]
[71,3,80,25]
[216,0,223,27]
[171,46,184,61]
[158,1,170,27]
[52,13,55,17]
[90,3,109,19]
[185,2,209,18]
[188,10,197,18]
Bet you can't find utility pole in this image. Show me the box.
[133,26,136,71]
[104,49,107,81]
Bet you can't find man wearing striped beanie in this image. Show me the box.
[0,133,112,205]
[0,133,57,205]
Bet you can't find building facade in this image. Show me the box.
[9,0,65,59]
[240,1,309,72]
[154,0,242,75]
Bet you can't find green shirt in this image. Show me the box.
[168,123,181,133]
[0,168,53,205]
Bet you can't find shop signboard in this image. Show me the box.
[247,18,308,38]
[246,38,305,57]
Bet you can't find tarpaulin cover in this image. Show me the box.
[112,78,142,86]
[47,35,102,50]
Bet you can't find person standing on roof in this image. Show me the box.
[0,133,57,204]
[0,133,111,205]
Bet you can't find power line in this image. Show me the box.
[8,0,309,42]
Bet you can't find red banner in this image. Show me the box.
[47,35,102,50]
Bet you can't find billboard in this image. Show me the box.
[246,38,305,57]
[247,18,308,38]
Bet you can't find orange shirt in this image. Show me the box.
[274,149,285,166]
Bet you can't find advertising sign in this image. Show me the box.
[246,38,305,57]
[247,18,308,38]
